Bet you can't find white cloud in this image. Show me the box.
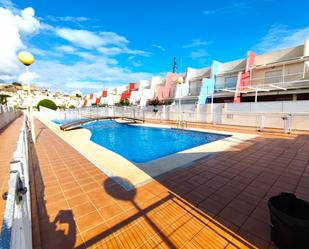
[254,25,309,53]
[152,44,166,51]
[54,28,150,56]
[55,45,77,53]
[128,56,142,67]
[55,28,130,49]
[30,59,153,92]
[189,49,208,64]
[56,28,106,49]
[64,81,105,90]
[0,6,40,79]
[183,39,212,48]
[0,2,154,93]
[97,46,150,56]
[203,1,252,15]
[18,71,39,83]
[0,0,16,11]
[189,49,207,59]
[46,15,89,22]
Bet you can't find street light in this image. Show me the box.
[18,51,36,143]
[177,76,184,123]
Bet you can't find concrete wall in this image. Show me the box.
[0,108,22,130]
[175,67,210,98]
[225,100,309,113]
[304,39,309,56]
[140,77,165,106]
[218,58,246,73]
[235,51,256,102]
[255,45,304,65]
[198,61,219,104]
[142,100,309,130]
[156,73,178,101]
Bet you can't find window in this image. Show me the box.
[189,81,202,96]
[225,76,237,88]
[265,70,282,84]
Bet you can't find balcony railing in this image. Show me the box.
[242,71,309,90]
[0,116,32,249]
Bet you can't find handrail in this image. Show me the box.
[0,115,32,249]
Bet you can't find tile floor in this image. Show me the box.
[2,117,309,249]
[0,116,23,228]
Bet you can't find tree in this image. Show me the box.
[147,97,161,106]
[0,94,11,105]
[119,99,130,106]
[12,82,22,86]
[37,99,57,111]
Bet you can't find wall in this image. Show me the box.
[175,67,210,98]
[130,80,151,105]
[251,62,305,86]
[156,73,178,100]
[225,100,309,113]
[0,108,22,129]
[198,61,219,104]
[254,45,304,65]
[234,51,256,103]
[140,77,165,106]
[218,58,246,73]
[142,100,309,130]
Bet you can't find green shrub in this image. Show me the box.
[119,99,130,106]
[69,105,76,109]
[37,99,57,111]
[147,97,161,106]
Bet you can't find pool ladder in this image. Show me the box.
[176,120,188,129]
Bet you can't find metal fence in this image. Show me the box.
[0,116,32,249]
[56,104,309,133]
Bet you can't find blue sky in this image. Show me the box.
[0,0,309,93]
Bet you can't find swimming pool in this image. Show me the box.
[52,117,86,125]
[82,120,229,163]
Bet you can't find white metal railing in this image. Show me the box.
[213,72,309,92]
[57,104,309,133]
[0,115,32,249]
[242,72,309,90]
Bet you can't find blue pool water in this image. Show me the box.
[82,120,229,163]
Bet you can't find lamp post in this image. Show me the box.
[18,51,36,143]
[177,76,184,123]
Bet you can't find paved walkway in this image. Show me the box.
[10,118,309,249]
[0,116,23,228]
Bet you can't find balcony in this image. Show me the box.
[242,71,309,91]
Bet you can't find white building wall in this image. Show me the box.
[140,77,165,107]
[255,45,304,65]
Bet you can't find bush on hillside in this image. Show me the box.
[37,99,57,111]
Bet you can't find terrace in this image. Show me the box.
[1,109,309,249]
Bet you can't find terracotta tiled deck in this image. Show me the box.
[2,118,309,248]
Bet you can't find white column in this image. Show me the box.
[211,91,214,122]
[26,66,36,143]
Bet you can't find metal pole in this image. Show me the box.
[26,66,36,143]
[211,91,214,123]
[255,89,258,103]
[178,84,180,122]
[179,84,182,122]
